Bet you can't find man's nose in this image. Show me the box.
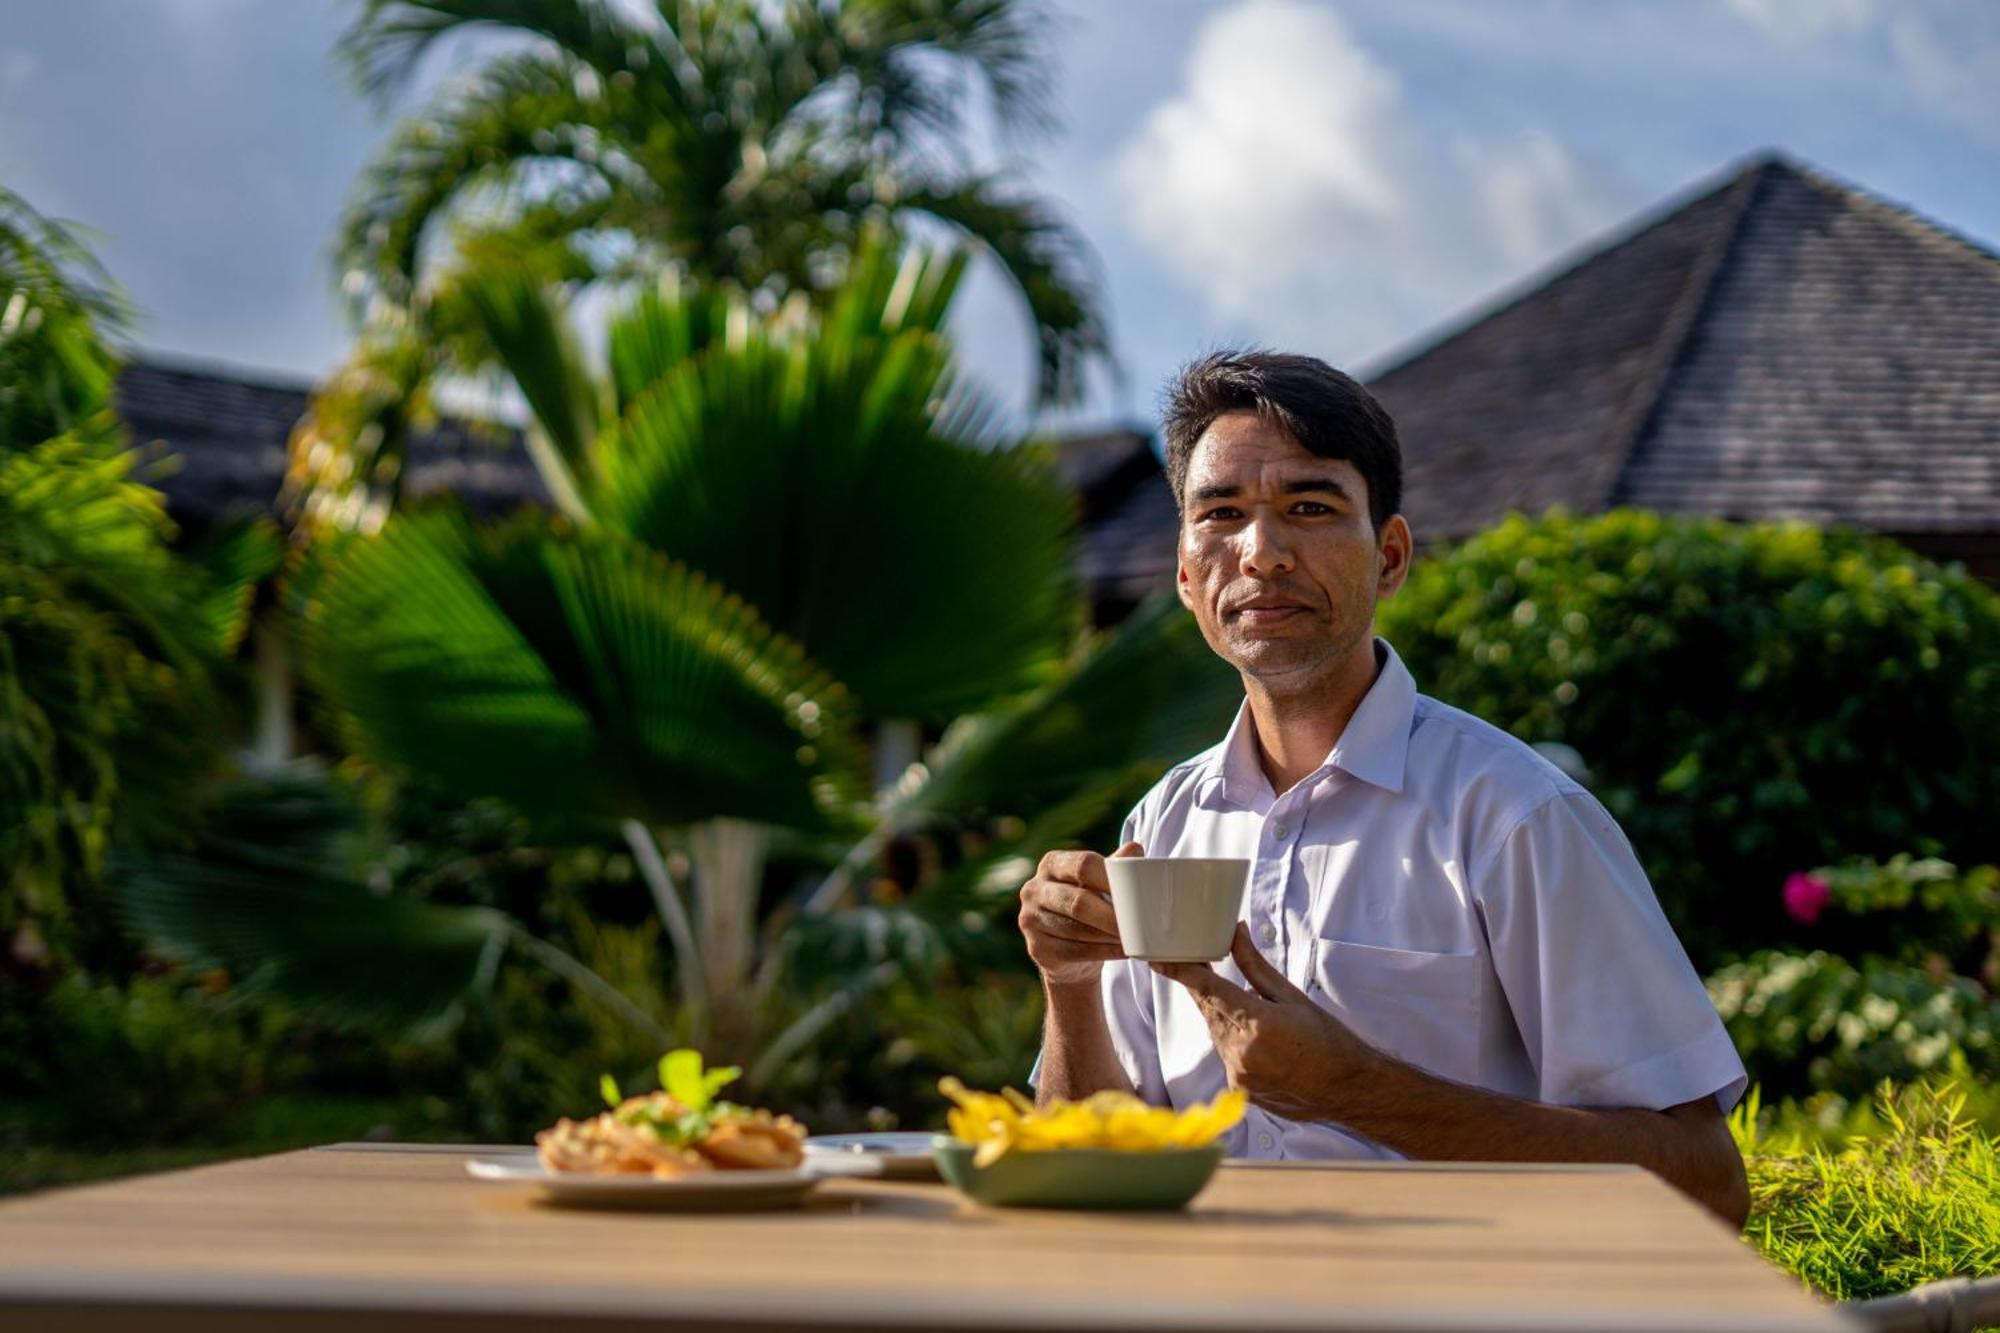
[1239,512,1296,576]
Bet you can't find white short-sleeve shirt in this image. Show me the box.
[1068,638,1746,1161]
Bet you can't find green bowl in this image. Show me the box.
[930,1137,1223,1210]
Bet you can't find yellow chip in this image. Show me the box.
[937,1078,1247,1163]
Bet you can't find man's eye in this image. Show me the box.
[1200,507,1242,522]
[1293,501,1332,515]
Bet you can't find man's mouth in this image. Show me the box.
[1228,601,1309,625]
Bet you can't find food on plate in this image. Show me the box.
[939,1077,1247,1167]
[535,1049,806,1177]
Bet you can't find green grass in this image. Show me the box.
[1733,1080,2000,1304]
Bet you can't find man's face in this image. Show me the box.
[1176,410,1411,686]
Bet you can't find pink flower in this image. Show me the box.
[1782,872,1831,926]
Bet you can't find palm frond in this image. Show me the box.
[603,271,738,415]
[590,272,1080,719]
[338,0,641,101]
[901,173,1109,407]
[886,589,1242,829]
[335,49,619,305]
[0,185,131,450]
[116,850,510,1034]
[285,313,437,535]
[0,185,130,333]
[441,267,602,519]
[298,508,865,829]
[837,0,1058,145]
[0,436,233,893]
[820,234,966,344]
[183,517,283,656]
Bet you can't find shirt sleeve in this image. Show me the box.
[1474,789,1747,1113]
[1029,801,1170,1104]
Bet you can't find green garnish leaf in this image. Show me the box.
[600,1073,622,1108]
[653,1049,742,1116]
[659,1049,708,1111]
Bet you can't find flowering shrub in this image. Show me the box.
[1379,510,2000,970]
[1805,856,1999,981]
[1708,950,1998,1100]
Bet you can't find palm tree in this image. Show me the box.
[1,184,274,972]
[291,0,1109,532]
[128,241,1235,1086]
[0,184,130,453]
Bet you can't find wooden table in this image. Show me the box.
[0,1143,1853,1333]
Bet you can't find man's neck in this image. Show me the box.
[1243,637,1384,798]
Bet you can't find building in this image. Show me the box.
[116,358,545,534]
[1065,152,2000,600]
[120,152,2000,619]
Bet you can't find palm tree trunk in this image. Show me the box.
[621,819,706,1041]
[688,816,767,1059]
[872,718,922,792]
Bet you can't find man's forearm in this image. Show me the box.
[1034,976,1136,1105]
[1308,1052,1748,1227]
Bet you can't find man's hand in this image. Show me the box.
[1018,841,1142,987]
[1152,922,1380,1121]
[1157,925,1750,1227]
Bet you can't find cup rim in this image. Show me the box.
[1105,856,1249,868]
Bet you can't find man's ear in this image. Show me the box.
[1375,514,1413,599]
[1176,552,1195,610]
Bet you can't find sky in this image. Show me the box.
[2,0,1997,433]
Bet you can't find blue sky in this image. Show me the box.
[2,0,1996,432]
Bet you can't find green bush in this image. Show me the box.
[1809,856,1999,981]
[1732,1081,2000,1301]
[1379,510,2000,969]
[0,972,295,1143]
[1708,950,1998,1102]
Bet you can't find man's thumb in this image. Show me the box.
[1111,840,1145,858]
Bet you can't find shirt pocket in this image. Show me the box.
[1310,938,1484,1086]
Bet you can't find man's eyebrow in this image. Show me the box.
[1188,477,1353,504]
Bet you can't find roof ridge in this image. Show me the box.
[1359,153,1769,383]
[122,350,317,396]
[1766,156,2000,278]
[1594,161,1769,509]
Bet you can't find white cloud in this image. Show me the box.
[1722,0,2000,141]
[1114,0,1630,365]
[1880,7,2000,140]
[1722,0,1878,36]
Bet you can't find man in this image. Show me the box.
[1020,351,1750,1226]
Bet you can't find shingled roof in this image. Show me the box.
[1060,152,2000,610]
[1041,428,1179,619]
[1366,152,2000,555]
[117,357,546,529]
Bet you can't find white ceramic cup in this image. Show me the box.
[1103,857,1250,962]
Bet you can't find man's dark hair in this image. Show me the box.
[1160,350,1402,531]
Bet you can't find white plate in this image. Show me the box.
[466,1153,877,1210]
[802,1132,943,1181]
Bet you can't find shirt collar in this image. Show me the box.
[1196,638,1417,809]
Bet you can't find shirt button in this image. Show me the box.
[1258,922,1276,945]
[1271,823,1288,840]
[1257,1131,1276,1152]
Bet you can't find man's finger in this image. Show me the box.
[1109,840,1144,859]
[1031,938,1125,964]
[1035,880,1120,936]
[1150,960,1257,1014]
[1024,909,1121,947]
[1040,849,1112,895]
[1230,922,1310,1004]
